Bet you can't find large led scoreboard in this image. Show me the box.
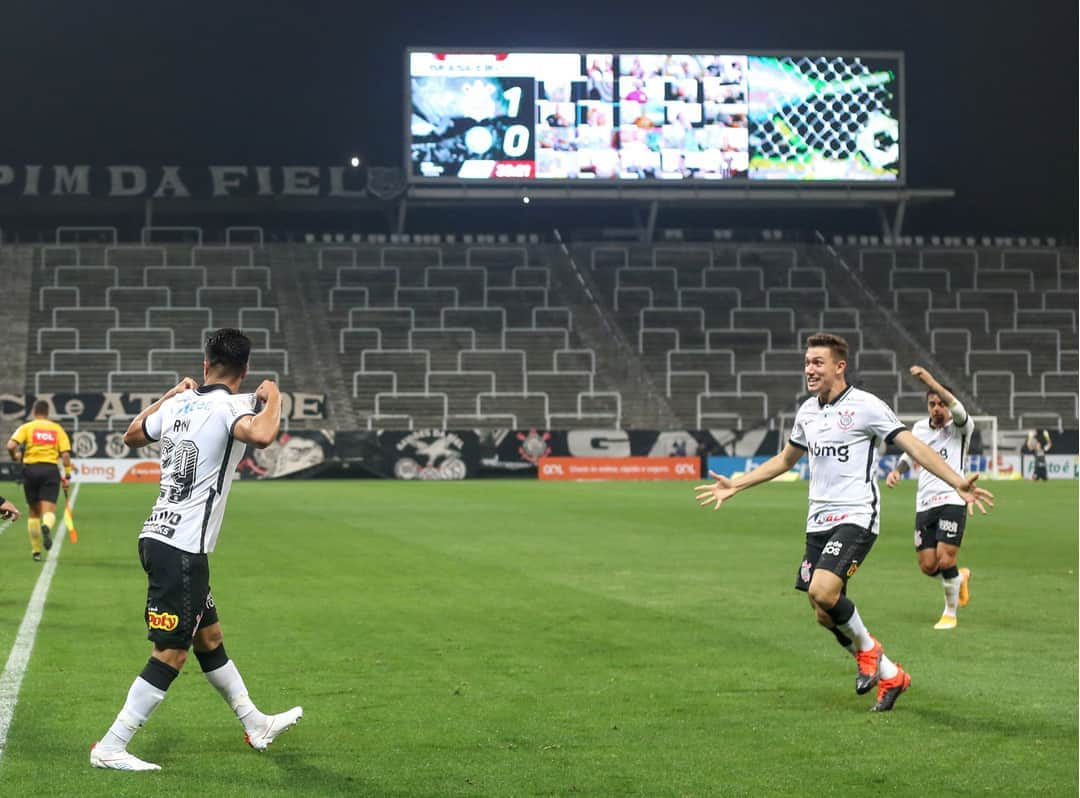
[408,49,903,184]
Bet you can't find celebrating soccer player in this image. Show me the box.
[91,329,302,771]
[886,366,975,630]
[695,333,994,711]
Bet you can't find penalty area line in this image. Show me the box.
[0,483,80,766]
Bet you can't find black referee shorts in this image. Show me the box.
[22,463,60,505]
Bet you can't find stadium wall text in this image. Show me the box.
[0,393,326,424]
[29,430,1076,484]
[0,165,370,198]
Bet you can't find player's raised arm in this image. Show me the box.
[892,430,993,515]
[909,365,968,425]
[124,377,198,448]
[232,380,282,449]
[695,442,804,510]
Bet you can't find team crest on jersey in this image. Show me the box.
[800,559,813,583]
[836,410,855,430]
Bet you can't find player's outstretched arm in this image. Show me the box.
[123,377,198,448]
[0,498,19,521]
[885,453,910,488]
[233,380,282,449]
[694,443,804,510]
[893,430,993,515]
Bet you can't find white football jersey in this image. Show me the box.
[139,385,257,554]
[905,410,975,511]
[790,385,906,535]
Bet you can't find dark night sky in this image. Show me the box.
[1,0,1076,234]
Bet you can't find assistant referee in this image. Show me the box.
[7,401,73,561]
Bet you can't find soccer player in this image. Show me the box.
[1027,429,1052,481]
[7,400,73,560]
[0,495,20,520]
[885,366,975,630]
[695,333,993,711]
[90,329,302,771]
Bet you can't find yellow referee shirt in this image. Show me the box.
[9,419,71,464]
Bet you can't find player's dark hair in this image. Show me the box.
[204,328,251,378]
[31,400,49,416]
[805,332,848,365]
[926,384,956,401]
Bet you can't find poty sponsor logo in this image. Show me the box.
[147,611,179,632]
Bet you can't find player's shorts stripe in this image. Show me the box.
[198,489,216,553]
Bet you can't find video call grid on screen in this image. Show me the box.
[407,49,904,184]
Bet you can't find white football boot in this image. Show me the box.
[90,742,161,771]
[245,706,303,751]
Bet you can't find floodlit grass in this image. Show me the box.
[0,479,1075,797]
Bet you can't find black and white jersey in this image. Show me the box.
[903,409,975,512]
[139,385,257,554]
[790,385,906,536]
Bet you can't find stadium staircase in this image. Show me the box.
[803,240,979,415]
[0,247,33,396]
[546,239,679,428]
[270,245,360,428]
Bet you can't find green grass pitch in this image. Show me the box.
[0,479,1075,797]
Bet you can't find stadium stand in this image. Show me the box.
[17,236,1078,432]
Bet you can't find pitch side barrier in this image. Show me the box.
[7,429,1071,484]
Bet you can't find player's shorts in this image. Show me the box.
[1033,465,1048,480]
[914,504,967,550]
[21,463,60,505]
[138,537,219,650]
[795,524,877,592]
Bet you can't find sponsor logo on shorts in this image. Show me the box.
[147,611,179,632]
[800,559,812,583]
[813,511,849,525]
[847,562,859,577]
[823,540,844,557]
[939,519,959,535]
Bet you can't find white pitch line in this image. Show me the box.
[0,483,79,765]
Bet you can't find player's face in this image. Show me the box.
[927,394,949,427]
[804,346,844,397]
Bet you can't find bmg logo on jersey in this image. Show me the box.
[809,443,850,462]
